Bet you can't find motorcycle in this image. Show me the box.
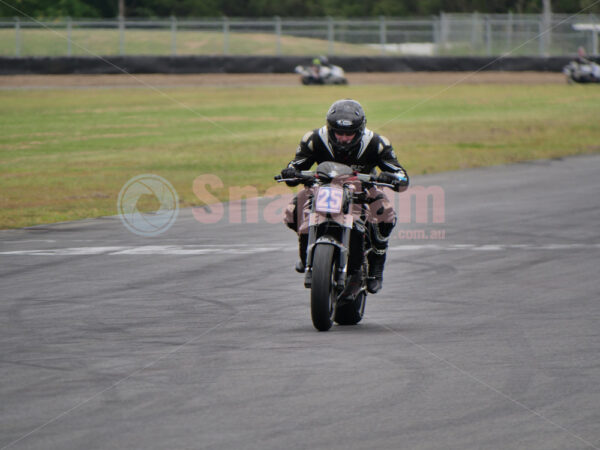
[563,60,600,84]
[275,162,397,331]
[294,64,348,85]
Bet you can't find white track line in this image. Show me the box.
[1,243,599,256]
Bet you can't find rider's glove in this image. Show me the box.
[378,171,409,192]
[281,167,298,179]
[281,167,301,187]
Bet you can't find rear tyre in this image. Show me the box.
[334,291,366,325]
[311,244,336,331]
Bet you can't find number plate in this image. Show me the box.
[315,186,344,214]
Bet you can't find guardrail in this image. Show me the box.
[0,13,598,57]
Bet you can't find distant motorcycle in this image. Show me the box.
[563,60,600,84]
[294,64,348,85]
[275,162,401,331]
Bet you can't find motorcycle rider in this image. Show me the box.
[576,46,592,65]
[280,99,409,294]
[570,46,600,82]
[309,56,332,83]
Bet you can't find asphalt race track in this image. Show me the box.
[1,155,599,450]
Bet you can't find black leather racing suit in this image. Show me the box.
[283,126,409,272]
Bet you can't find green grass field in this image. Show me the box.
[1,81,600,229]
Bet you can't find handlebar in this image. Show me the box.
[274,170,316,183]
[274,170,397,189]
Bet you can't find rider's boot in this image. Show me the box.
[338,270,363,301]
[338,230,365,300]
[367,220,394,294]
[367,251,386,294]
[295,234,308,273]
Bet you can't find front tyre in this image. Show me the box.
[311,244,336,331]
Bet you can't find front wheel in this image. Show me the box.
[311,244,336,331]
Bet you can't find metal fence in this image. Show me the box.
[0,13,598,57]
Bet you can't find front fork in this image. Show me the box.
[304,224,351,289]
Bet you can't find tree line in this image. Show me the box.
[2,0,599,18]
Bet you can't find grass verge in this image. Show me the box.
[1,81,599,229]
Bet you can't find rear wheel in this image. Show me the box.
[311,244,336,331]
[334,281,367,326]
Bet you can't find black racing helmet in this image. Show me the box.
[326,99,366,153]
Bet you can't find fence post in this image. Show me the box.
[506,11,513,54]
[379,16,386,55]
[471,12,478,54]
[67,16,72,56]
[118,15,125,55]
[275,16,282,55]
[15,17,21,57]
[327,16,334,55]
[592,15,599,55]
[440,11,449,52]
[432,15,440,55]
[538,19,544,56]
[171,16,177,55]
[486,15,492,55]
[223,17,229,55]
[542,2,552,56]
